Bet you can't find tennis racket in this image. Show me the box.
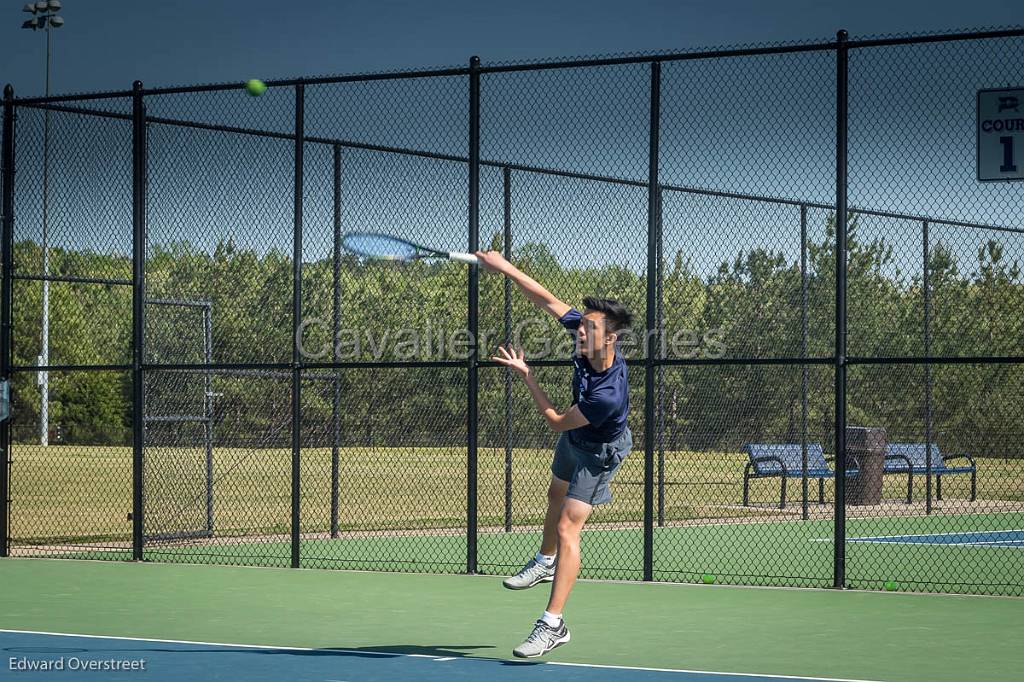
[341,232,479,264]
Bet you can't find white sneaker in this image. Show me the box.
[513,619,571,658]
[502,558,555,590]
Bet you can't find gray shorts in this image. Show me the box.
[551,427,633,506]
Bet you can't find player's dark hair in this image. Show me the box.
[582,296,633,334]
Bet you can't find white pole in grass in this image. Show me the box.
[22,1,64,445]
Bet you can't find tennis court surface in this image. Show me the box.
[2,559,1021,682]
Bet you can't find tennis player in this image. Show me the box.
[476,250,633,658]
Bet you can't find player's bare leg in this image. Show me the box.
[546,497,592,615]
[503,476,567,590]
[512,497,591,658]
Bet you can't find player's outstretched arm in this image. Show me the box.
[491,345,589,433]
[475,251,571,320]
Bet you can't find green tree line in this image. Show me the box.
[7,213,1022,458]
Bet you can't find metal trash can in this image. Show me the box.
[845,426,887,506]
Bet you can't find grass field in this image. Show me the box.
[7,443,1023,595]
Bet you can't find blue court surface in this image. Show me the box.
[843,529,1024,548]
[1,631,883,682]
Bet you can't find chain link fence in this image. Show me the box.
[1,28,1022,596]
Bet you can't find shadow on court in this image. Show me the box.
[4,641,504,661]
[328,643,496,657]
[0,631,865,681]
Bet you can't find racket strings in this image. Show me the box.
[342,233,420,261]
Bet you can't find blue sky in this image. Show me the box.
[1,0,1022,97]
[3,1,1022,295]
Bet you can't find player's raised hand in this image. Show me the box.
[491,344,530,377]
[474,250,513,274]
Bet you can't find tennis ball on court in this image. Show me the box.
[701,574,716,584]
[245,79,267,97]
[884,581,898,591]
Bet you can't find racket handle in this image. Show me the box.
[448,251,479,264]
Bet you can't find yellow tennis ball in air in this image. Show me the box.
[245,79,267,97]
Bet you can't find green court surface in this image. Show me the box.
[1,558,1021,682]
[34,511,1024,595]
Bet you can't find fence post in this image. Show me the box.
[131,80,147,560]
[656,185,665,528]
[0,85,15,558]
[203,303,214,535]
[644,61,662,582]
[801,204,809,521]
[467,55,481,574]
[833,30,849,590]
[923,220,932,514]
[331,144,342,538]
[291,82,305,569]
[503,165,513,533]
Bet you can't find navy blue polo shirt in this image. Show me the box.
[559,308,629,443]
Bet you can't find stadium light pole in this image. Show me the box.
[21,0,63,446]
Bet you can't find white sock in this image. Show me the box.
[535,551,556,568]
[541,610,562,627]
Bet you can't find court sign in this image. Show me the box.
[978,88,1023,181]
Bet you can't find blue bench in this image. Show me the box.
[884,443,977,501]
[742,444,859,509]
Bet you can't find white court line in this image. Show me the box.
[809,538,1024,546]
[815,540,1024,548]
[547,660,888,681]
[847,529,1024,541]
[810,539,1024,548]
[811,529,1024,546]
[848,540,1022,548]
[868,539,1024,547]
[0,629,886,682]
